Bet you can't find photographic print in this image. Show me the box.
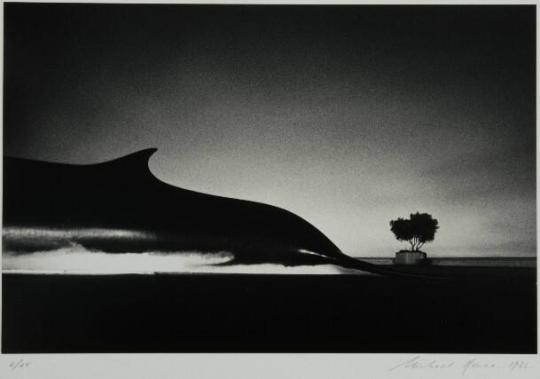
[2,3,536,354]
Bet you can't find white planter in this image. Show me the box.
[393,251,427,265]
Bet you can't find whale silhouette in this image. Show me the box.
[3,148,408,276]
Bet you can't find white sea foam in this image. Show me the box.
[2,244,348,275]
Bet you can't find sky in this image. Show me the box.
[3,4,536,257]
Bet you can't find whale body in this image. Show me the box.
[3,148,392,274]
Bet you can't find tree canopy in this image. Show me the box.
[389,212,439,252]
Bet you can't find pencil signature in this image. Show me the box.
[389,355,530,376]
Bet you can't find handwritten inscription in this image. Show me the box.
[8,359,31,370]
[390,356,530,376]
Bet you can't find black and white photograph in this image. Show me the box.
[1,1,537,363]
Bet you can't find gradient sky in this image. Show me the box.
[4,4,536,257]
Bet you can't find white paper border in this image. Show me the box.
[0,1,538,378]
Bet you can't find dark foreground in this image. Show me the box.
[2,268,536,353]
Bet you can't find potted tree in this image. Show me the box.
[390,212,439,265]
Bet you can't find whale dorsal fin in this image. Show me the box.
[3,148,161,190]
[4,148,158,168]
[94,148,159,181]
[100,148,158,166]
